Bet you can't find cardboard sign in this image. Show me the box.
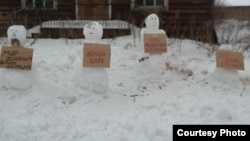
[83,43,111,68]
[144,34,167,54]
[0,46,33,70]
[216,49,244,70]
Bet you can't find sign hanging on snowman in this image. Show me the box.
[0,46,33,70]
[144,34,167,53]
[141,14,167,54]
[83,43,111,68]
[83,22,111,68]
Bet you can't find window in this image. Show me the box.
[135,0,166,7]
[22,0,57,9]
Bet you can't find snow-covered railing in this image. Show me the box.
[41,20,131,29]
[27,20,140,38]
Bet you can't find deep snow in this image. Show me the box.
[0,35,250,140]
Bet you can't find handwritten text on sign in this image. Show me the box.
[0,46,33,70]
[83,43,111,68]
[144,34,167,54]
[216,49,244,70]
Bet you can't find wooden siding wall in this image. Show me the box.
[78,0,109,20]
[0,0,20,36]
[162,0,215,43]
[111,0,131,20]
[76,0,131,38]
[215,6,250,20]
[0,0,75,37]
[0,0,20,16]
[77,0,131,20]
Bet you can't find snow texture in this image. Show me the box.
[1,68,36,90]
[0,20,250,141]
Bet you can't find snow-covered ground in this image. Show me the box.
[0,31,250,140]
[226,0,250,6]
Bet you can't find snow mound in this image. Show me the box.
[1,67,36,90]
[74,67,109,94]
[205,68,243,90]
[135,54,166,80]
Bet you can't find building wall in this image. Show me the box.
[78,0,109,20]
[163,0,215,43]
[0,0,75,37]
[215,6,250,20]
[0,0,216,43]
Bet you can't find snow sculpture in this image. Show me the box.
[74,22,109,94]
[205,45,243,90]
[1,25,35,90]
[7,25,27,46]
[137,13,167,79]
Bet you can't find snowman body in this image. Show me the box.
[1,25,35,90]
[74,22,108,94]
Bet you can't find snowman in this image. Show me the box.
[74,22,109,94]
[1,25,36,90]
[205,45,244,90]
[136,13,167,80]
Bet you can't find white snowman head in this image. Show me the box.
[7,25,27,46]
[145,14,160,31]
[83,22,103,40]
